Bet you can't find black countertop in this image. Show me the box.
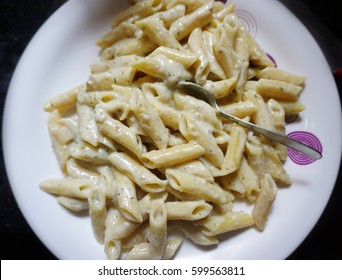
[1,0,341,260]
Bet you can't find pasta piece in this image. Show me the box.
[149,46,198,68]
[240,28,275,67]
[213,0,235,20]
[245,90,274,131]
[97,165,117,199]
[115,170,143,223]
[88,178,107,243]
[101,36,157,60]
[90,55,140,74]
[236,156,260,203]
[104,208,123,260]
[203,30,226,80]
[170,0,214,41]
[70,141,110,165]
[254,66,306,86]
[56,196,89,212]
[140,141,205,169]
[104,238,122,260]
[178,221,218,245]
[39,178,93,199]
[199,211,254,236]
[148,4,186,28]
[204,78,237,99]
[213,14,240,80]
[219,100,257,119]
[86,66,136,90]
[267,99,287,161]
[136,17,183,50]
[188,28,210,84]
[166,169,228,204]
[220,125,247,176]
[172,160,215,183]
[235,36,250,95]
[131,54,192,85]
[252,173,277,230]
[131,88,169,149]
[278,100,305,116]
[109,152,167,193]
[256,78,303,101]
[77,103,100,147]
[95,105,144,157]
[179,114,224,168]
[165,201,213,220]
[44,85,82,113]
[148,199,167,259]
[77,90,116,107]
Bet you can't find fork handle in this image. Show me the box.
[219,111,322,160]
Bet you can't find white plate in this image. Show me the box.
[3,0,342,260]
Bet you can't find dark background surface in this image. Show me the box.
[0,0,341,260]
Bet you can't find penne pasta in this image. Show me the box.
[56,196,89,212]
[115,170,143,223]
[109,152,167,193]
[199,211,254,236]
[256,78,303,101]
[179,114,224,168]
[220,125,247,176]
[39,178,93,199]
[166,169,228,204]
[179,221,218,246]
[131,88,169,149]
[140,141,205,169]
[41,0,309,260]
[88,179,107,243]
[148,199,167,259]
[254,66,306,86]
[170,0,214,41]
[252,173,277,230]
[149,46,198,68]
[165,201,213,220]
[44,85,82,113]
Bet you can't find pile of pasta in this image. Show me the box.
[40,0,306,259]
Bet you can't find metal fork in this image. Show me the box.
[177,81,322,160]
